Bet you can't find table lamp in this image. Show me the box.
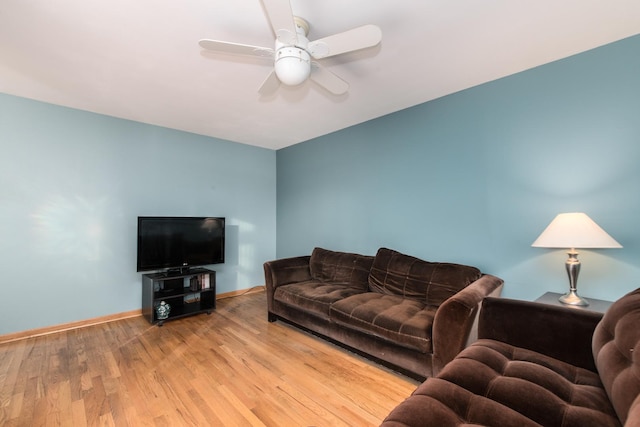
[532,212,622,306]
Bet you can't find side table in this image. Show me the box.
[535,292,613,314]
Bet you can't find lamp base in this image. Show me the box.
[558,290,589,307]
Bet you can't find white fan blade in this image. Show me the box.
[308,25,382,59]
[310,62,349,95]
[258,70,281,95]
[261,0,297,44]
[199,39,274,58]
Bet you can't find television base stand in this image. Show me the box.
[166,266,193,276]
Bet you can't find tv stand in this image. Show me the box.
[141,268,216,325]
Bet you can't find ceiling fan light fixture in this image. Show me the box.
[198,3,383,95]
[274,47,311,86]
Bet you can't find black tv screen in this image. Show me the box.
[137,216,225,272]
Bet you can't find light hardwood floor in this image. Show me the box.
[0,291,420,426]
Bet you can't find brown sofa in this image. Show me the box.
[381,288,640,427]
[264,247,504,379]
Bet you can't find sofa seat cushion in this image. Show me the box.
[368,248,482,306]
[329,292,435,353]
[382,377,544,427]
[434,339,621,427]
[274,281,366,318]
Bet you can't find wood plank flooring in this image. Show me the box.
[0,291,420,426]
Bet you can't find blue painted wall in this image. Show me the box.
[277,34,640,303]
[2,35,639,336]
[0,94,276,335]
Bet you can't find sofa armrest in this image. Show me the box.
[263,256,312,313]
[478,297,603,372]
[432,274,504,375]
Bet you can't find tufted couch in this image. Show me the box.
[264,247,504,379]
[381,288,640,427]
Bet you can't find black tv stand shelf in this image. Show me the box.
[141,268,216,325]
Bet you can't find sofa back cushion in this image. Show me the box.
[309,247,374,291]
[592,287,640,425]
[368,248,482,306]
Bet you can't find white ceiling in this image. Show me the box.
[2,1,639,150]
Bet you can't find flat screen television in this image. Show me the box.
[137,216,225,272]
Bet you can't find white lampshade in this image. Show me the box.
[532,213,622,249]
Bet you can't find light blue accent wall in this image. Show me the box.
[277,34,640,303]
[0,94,276,335]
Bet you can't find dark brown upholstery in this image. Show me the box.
[264,247,503,379]
[309,247,374,290]
[274,280,366,317]
[593,288,640,425]
[435,340,619,426]
[369,248,482,306]
[379,377,543,427]
[330,293,435,353]
[381,288,640,427]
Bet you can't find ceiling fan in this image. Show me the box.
[198,0,382,95]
